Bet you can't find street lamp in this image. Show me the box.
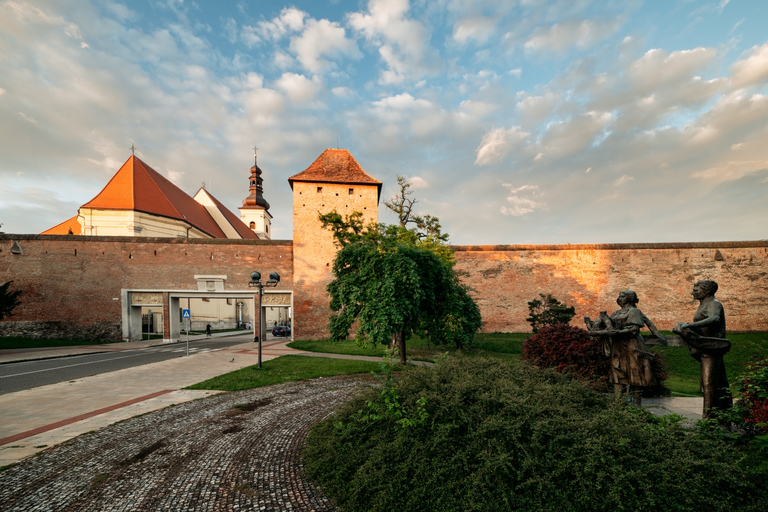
[249,271,280,368]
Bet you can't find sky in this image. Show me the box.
[1,0,767,245]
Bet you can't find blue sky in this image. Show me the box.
[1,0,767,244]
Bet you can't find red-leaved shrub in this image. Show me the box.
[522,323,669,395]
[522,323,609,390]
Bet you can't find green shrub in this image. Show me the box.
[304,356,767,512]
[526,293,575,333]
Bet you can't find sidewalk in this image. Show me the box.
[0,335,307,466]
[0,338,706,467]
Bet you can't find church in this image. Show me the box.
[42,152,272,241]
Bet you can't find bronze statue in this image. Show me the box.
[673,280,732,419]
[586,290,659,405]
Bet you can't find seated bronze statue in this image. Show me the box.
[673,280,732,419]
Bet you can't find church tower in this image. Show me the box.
[239,149,273,239]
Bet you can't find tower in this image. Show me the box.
[239,149,273,239]
[288,148,381,339]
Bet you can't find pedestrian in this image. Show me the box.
[206,324,211,338]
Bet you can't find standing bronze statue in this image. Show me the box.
[673,280,732,419]
[586,290,659,405]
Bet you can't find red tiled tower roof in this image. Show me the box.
[81,155,226,238]
[288,148,382,198]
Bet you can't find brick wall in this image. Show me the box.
[0,235,292,340]
[453,241,768,333]
[291,181,379,339]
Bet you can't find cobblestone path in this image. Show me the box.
[0,375,370,511]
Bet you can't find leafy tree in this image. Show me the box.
[0,281,22,321]
[320,180,481,362]
[326,236,480,363]
[526,293,576,333]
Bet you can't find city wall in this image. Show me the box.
[0,235,292,340]
[1,235,766,339]
[453,241,768,333]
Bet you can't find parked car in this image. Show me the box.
[272,325,291,337]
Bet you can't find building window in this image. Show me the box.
[349,188,354,195]
[317,186,322,193]
[249,221,255,229]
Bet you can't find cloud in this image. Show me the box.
[452,16,496,44]
[290,18,361,73]
[614,174,634,186]
[524,18,622,54]
[408,176,428,188]
[475,127,529,166]
[348,0,439,84]
[274,73,322,103]
[500,184,544,216]
[730,42,768,90]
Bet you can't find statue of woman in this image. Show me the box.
[587,290,657,404]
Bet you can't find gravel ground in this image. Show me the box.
[0,375,371,511]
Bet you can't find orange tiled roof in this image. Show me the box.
[288,149,382,197]
[195,187,260,240]
[41,215,81,235]
[81,155,226,238]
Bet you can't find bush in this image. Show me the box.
[522,323,670,396]
[526,293,575,333]
[522,323,608,389]
[303,356,767,512]
[714,358,768,452]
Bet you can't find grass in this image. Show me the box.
[186,355,381,391]
[289,332,528,362]
[0,337,122,350]
[289,331,768,396]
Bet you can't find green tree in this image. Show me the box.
[326,236,480,362]
[526,293,576,333]
[320,180,481,362]
[0,281,22,321]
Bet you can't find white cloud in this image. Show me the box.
[500,184,544,216]
[408,176,428,188]
[453,16,496,44]
[614,174,634,186]
[348,0,439,84]
[524,18,622,54]
[290,18,361,73]
[275,73,321,103]
[475,127,529,166]
[730,42,768,90]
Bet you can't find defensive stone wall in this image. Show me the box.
[0,235,292,340]
[453,241,768,333]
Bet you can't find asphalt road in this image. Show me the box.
[0,339,246,395]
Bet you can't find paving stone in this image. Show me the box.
[0,375,370,511]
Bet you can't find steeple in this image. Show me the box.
[239,147,273,239]
[242,147,270,210]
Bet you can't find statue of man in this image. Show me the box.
[673,280,732,419]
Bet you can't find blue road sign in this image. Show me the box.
[182,309,191,319]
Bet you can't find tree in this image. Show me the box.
[0,281,22,321]
[526,293,576,333]
[320,181,481,363]
[326,236,480,363]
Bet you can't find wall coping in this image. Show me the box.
[0,234,292,246]
[450,240,768,252]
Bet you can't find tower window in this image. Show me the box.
[349,188,354,195]
[317,186,322,193]
[249,221,256,229]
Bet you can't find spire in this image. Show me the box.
[242,147,270,210]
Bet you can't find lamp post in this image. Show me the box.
[248,271,280,368]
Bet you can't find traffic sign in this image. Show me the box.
[182,309,191,319]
